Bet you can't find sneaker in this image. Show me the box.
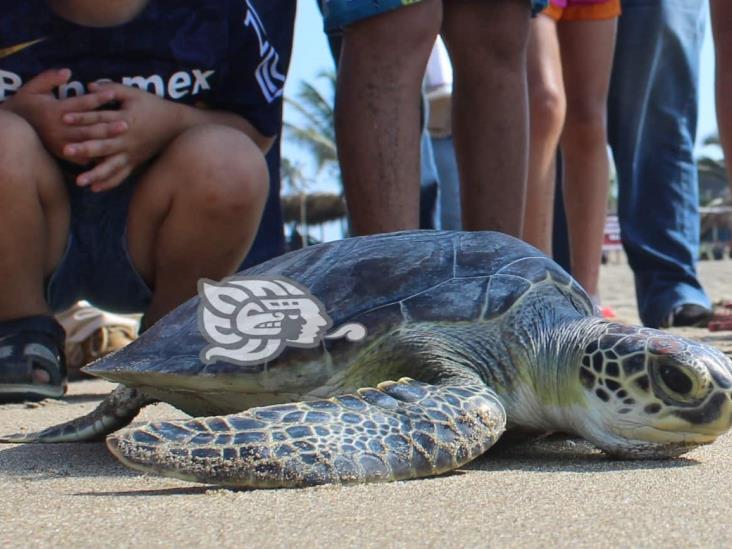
[661,303,713,328]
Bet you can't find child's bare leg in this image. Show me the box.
[524,15,565,253]
[127,125,268,326]
[0,110,69,321]
[711,0,732,192]
[558,18,616,298]
[442,0,531,236]
[336,0,441,235]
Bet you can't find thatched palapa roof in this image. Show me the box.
[281,192,346,225]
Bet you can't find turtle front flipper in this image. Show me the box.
[0,385,154,443]
[106,378,506,488]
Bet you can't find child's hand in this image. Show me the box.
[2,69,129,163]
[63,82,187,191]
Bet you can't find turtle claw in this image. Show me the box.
[0,431,39,443]
[0,386,153,444]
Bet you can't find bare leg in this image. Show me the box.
[0,110,69,322]
[127,125,268,326]
[524,14,565,253]
[558,18,617,298]
[711,0,732,193]
[442,0,531,235]
[336,0,442,235]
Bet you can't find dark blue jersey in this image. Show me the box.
[1,0,296,268]
[0,0,286,137]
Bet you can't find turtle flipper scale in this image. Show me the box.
[106,378,506,488]
[0,386,153,443]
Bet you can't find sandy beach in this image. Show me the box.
[1,259,731,548]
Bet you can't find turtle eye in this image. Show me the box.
[659,364,693,396]
[652,358,711,405]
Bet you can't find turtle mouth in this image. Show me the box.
[580,412,724,459]
[590,425,718,459]
[615,416,726,442]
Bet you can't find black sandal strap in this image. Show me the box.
[0,315,67,388]
[0,314,66,345]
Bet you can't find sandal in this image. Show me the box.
[0,315,67,402]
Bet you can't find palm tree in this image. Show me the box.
[282,70,347,242]
[284,70,339,181]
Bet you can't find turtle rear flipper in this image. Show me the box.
[0,385,153,443]
[107,378,506,488]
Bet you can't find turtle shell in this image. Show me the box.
[87,231,594,382]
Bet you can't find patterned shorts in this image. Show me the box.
[322,0,550,33]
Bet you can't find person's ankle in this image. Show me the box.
[0,307,53,323]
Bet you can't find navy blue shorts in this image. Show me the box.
[45,170,152,315]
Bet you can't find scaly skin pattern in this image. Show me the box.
[0,386,153,443]
[107,378,506,488]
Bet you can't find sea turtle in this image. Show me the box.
[3,231,732,488]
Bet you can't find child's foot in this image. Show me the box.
[0,315,67,402]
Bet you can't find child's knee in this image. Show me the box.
[446,1,530,73]
[169,125,269,217]
[563,103,608,145]
[530,84,566,135]
[0,110,43,162]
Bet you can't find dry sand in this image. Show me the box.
[1,259,731,548]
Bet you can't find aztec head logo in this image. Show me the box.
[198,276,365,365]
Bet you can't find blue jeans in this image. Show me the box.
[420,129,440,229]
[607,0,710,328]
[431,136,462,231]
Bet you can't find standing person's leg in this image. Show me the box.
[552,154,571,271]
[441,0,535,236]
[334,0,441,235]
[711,0,732,193]
[432,135,462,230]
[608,0,710,328]
[524,11,565,253]
[425,36,462,230]
[558,15,616,300]
[420,127,440,229]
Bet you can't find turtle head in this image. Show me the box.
[572,323,732,458]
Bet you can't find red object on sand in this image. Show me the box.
[709,319,732,332]
[708,301,732,332]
